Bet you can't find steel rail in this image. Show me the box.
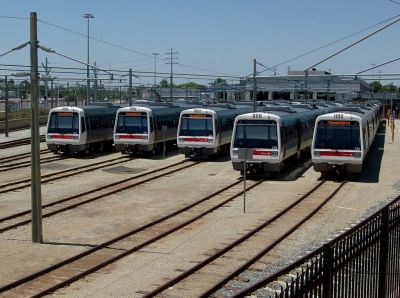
[0,179,261,296]
[0,135,45,149]
[0,156,129,194]
[0,156,64,172]
[201,180,346,298]
[0,149,51,163]
[144,180,345,298]
[0,160,198,233]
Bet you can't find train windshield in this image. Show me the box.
[48,111,79,134]
[115,111,148,134]
[315,120,361,150]
[233,120,278,149]
[179,114,213,136]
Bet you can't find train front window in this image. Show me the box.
[116,112,148,134]
[48,112,79,134]
[179,115,213,136]
[233,120,278,149]
[315,120,361,150]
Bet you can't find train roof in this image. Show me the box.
[50,104,121,113]
[236,105,322,125]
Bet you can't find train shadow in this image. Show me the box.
[351,120,386,183]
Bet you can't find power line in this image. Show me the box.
[37,18,239,78]
[357,56,400,74]
[305,15,400,71]
[38,18,155,59]
[0,15,28,20]
[254,13,400,76]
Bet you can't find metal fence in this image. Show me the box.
[235,196,400,298]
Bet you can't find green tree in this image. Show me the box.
[211,78,227,86]
[160,79,169,88]
[178,82,205,89]
[382,83,397,93]
[370,81,383,93]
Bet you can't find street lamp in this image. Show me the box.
[83,13,94,105]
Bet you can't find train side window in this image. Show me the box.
[81,117,86,133]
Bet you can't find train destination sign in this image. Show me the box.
[56,112,74,116]
[184,114,212,118]
[123,112,146,116]
[325,120,357,126]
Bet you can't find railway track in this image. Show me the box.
[0,149,51,163]
[0,178,262,297]
[0,156,130,195]
[0,135,45,150]
[0,155,64,173]
[143,180,346,297]
[0,160,199,233]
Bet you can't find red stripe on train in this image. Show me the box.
[49,135,76,139]
[182,137,209,142]
[252,150,273,156]
[119,135,144,139]
[319,151,354,157]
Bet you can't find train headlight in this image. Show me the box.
[73,136,79,140]
[178,137,183,142]
[208,137,213,143]
[314,151,320,156]
[143,135,148,140]
[353,152,361,158]
[115,135,120,139]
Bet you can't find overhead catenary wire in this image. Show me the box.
[38,18,238,78]
[253,13,400,76]
[304,15,400,71]
[356,56,400,74]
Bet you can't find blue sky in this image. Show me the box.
[1,0,399,86]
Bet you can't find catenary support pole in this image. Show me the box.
[30,11,43,243]
[129,68,132,106]
[253,59,257,112]
[5,75,9,137]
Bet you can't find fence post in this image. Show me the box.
[378,208,389,298]
[323,244,333,298]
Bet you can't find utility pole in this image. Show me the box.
[4,75,9,137]
[152,53,159,87]
[41,57,50,106]
[253,59,257,112]
[50,78,54,108]
[93,61,98,102]
[30,11,43,243]
[304,70,309,103]
[83,13,94,105]
[165,49,178,102]
[128,68,133,106]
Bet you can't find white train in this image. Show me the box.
[311,102,383,176]
[177,103,254,158]
[230,104,328,175]
[114,100,202,155]
[46,104,120,154]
